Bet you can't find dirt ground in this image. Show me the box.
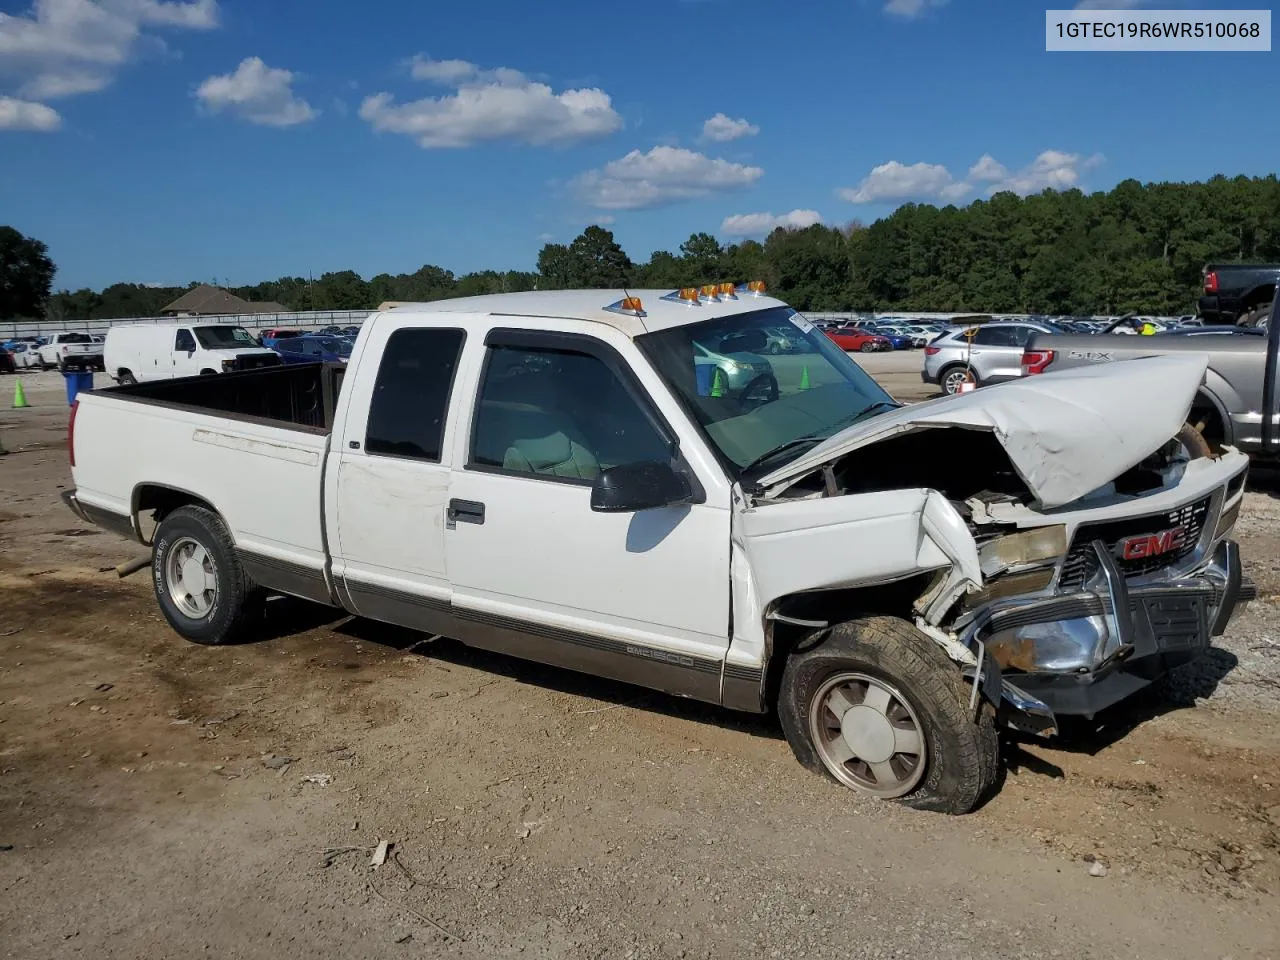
[2,363,1279,960]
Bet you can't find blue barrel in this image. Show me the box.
[64,370,94,406]
[695,362,714,397]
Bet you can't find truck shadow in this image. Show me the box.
[333,617,785,743]
[1004,646,1239,772]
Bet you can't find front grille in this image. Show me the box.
[233,353,283,371]
[1058,496,1211,590]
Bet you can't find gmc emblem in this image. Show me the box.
[1119,527,1187,561]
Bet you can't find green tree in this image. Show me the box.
[0,226,56,319]
[536,243,576,289]
[678,232,723,283]
[567,225,634,288]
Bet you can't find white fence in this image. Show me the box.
[1,310,373,340]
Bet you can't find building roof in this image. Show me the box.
[160,285,288,316]
[383,288,786,337]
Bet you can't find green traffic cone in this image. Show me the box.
[799,366,810,391]
[711,367,726,398]
[12,380,29,409]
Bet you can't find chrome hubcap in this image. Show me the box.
[944,370,971,394]
[166,536,218,619]
[809,672,926,799]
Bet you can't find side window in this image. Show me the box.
[471,345,671,482]
[971,326,1015,347]
[1009,326,1038,347]
[365,328,466,462]
[174,329,196,351]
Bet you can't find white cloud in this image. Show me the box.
[720,209,822,237]
[361,56,621,148]
[989,150,1104,194]
[883,0,948,18]
[966,154,1008,183]
[839,160,967,204]
[840,151,1104,205]
[701,112,758,142]
[0,94,61,131]
[196,57,316,127]
[572,145,763,211]
[595,215,616,225]
[0,0,218,112]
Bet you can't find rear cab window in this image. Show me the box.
[364,327,467,461]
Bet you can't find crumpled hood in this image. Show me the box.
[758,354,1209,509]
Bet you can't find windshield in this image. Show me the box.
[193,325,258,349]
[636,306,896,478]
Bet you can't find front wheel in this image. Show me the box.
[859,342,876,353]
[153,505,261,645]
[778,616,1000,814]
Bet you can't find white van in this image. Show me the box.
[104,323,282,384]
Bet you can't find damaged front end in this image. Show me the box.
[735,356,1254,737]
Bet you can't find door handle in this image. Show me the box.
[446,498,485,529]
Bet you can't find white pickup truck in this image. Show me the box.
[37,331,105,372]
[63,285,1252,814]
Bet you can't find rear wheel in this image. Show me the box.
[153,505,262,645]
[117,370,137,385]
[940,365,977,395]
[1238,302,1273,328]
[778,617,999,814]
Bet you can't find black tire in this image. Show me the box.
[117,370,137,385]
[1237,302,1273,328]
[940,364,978,395]
[859,341,876,353]
[778,616,999,815]
[152,505,261,645]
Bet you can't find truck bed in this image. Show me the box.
[111,362,346,432]
[70,363,342,597]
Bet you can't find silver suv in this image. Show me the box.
[922,321,1063,395]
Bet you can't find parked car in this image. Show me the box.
[272,335,354,365]
[761,326,800,355]
[340,326,363,338]
[259,328,305,349]
[0,346,14,374]
[7,342,41,370]
[923,321,1063,395]
[1199,263,1278,326]
[825,326,892,352]
[1022,315,1278,456]
[62,288,1251,815]
[37,332,104,372]
[104,322,282,383]
[691,337,775,392]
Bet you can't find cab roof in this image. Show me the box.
[376,289,789,337]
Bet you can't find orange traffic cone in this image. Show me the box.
[12,380,29,409]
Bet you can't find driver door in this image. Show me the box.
[445,328,731,698]
[173,328,199,376]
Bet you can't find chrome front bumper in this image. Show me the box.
[967,540,1251,722]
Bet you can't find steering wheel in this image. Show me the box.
[738,372,780,408]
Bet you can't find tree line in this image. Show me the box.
[4,173,1278,323]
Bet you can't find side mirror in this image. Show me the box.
[187,348,195,357]
[590,461,692,513]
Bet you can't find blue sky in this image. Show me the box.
[0,0,1276,290]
